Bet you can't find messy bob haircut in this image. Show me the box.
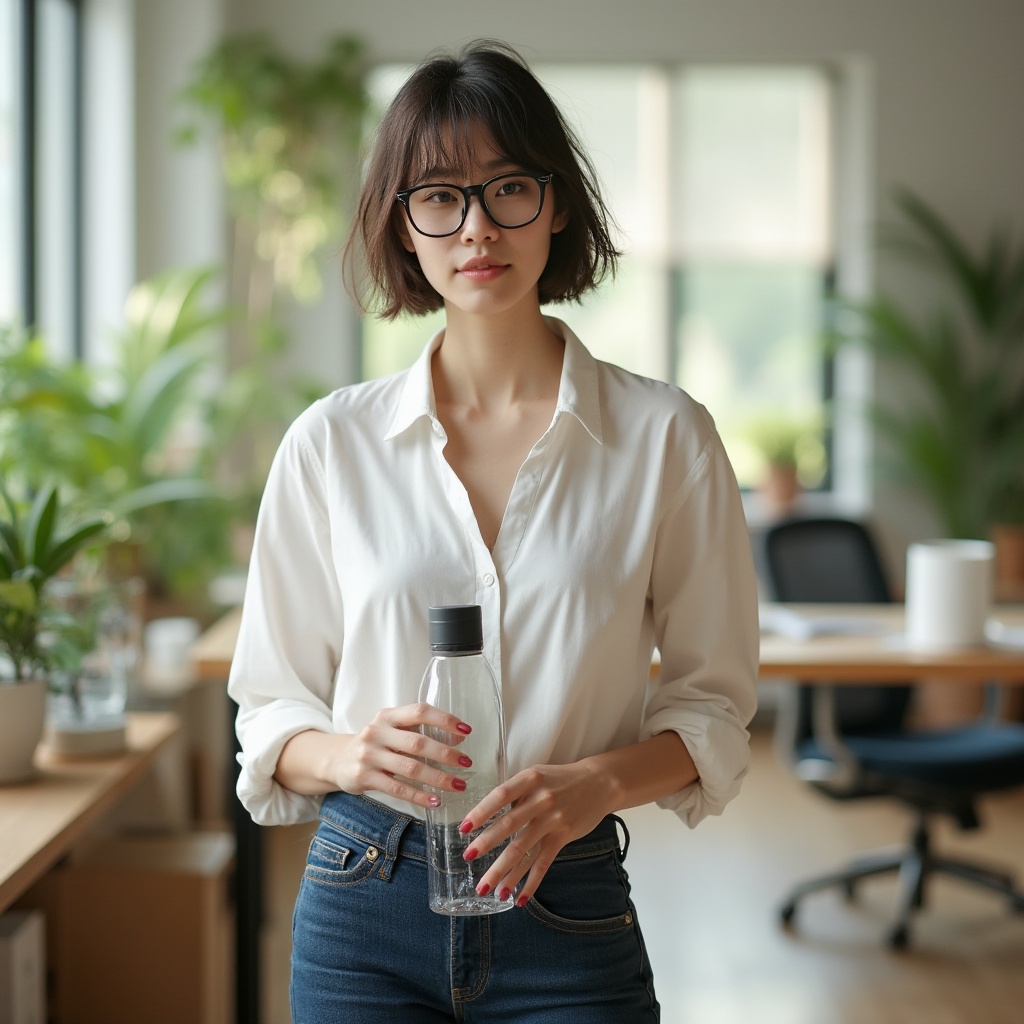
[343,40,620,320]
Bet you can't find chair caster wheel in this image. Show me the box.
[887,924,910,951]
[780,901,797,927]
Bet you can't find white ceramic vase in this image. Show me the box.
[0,678,48,784]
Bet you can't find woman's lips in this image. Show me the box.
[458,258,509,281]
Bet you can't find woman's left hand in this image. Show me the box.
[460,759,615,907]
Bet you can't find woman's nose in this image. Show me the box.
[460,195,499,242]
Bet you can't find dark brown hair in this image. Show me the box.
[343,40,620,319]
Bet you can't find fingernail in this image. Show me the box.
[463,847,478,862]
[459,820,474,834]
[476,882,491,897]
[456,722,472,735]
[428,795,441,807]
[452,778,467,791]
[498,887,511,902]
[516,894,529,908]
[458,755,473,768]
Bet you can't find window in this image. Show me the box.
[36,0,81,358]
[2,0,82,356]
[0,0,21,323]
[361,63,837,491]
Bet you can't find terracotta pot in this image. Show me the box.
[0,678,47,784]
[760,462,800,518]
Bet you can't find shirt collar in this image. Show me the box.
[384,327,445,441]
[548,317,603,444]
[383,316,603,445]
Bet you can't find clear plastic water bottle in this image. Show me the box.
[419,604,513,915]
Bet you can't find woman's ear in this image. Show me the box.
[551,204,569,235]
[396,215,417,253]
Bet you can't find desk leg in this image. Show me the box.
[230,699,263,1024]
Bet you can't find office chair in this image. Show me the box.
[762,516,1024,949]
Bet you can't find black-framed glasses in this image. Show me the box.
[396,172,553,238]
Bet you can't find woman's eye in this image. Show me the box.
[421,188,459,204]
[495,180,525,197]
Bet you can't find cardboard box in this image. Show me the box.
[0,912,45,1024]
[22,833,234,1024]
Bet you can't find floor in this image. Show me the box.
[262,726,1024,1024]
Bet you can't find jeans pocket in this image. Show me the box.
[526,849,636,935]
[303,819,383,887]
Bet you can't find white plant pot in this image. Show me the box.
[0,679,48,784]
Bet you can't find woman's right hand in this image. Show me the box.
[274,704,473,812]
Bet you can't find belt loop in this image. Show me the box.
[377,813,413,881]
[611,814,630,862]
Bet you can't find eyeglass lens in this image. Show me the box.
[405,175,544,236]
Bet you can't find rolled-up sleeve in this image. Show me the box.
[640,427,760,827]
[228,417,345,825]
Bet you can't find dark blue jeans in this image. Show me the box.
[290,792,660,1023]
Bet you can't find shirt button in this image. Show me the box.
[483,573,495,587]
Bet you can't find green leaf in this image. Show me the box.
[119,340,213,461]
[0,578,37,613]
[108,478,217,516]
[39,518,109,578]
[25,483,59,569]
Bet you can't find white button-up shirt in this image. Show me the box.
[229,318,759,828]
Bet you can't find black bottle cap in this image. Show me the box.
[428,605,483,652]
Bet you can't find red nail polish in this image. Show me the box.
[498,887,511,902]
[516,894,529,908]
[464,847,478,862]
[459,820,474,834]
[428,795,441,807]
[477,882,491,897]
[458,755,473,768]
[456,722,472,735]
[452,778,467,791]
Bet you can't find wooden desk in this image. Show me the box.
[191,606,242,682]
[0,712,181,913]
[759,604,1024,683]
[193,603,1024,686]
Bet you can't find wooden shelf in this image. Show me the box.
[0,712,182,912]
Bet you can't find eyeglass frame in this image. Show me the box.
[395,171,553,238]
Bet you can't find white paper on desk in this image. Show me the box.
[985,620,1024,651]
[759,605,885,642]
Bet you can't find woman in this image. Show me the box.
[229,39,759,1022]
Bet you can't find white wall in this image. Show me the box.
[131,0,1024,563]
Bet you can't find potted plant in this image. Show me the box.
[0,268,236,616]
[745,412,826,517]
[834,188,1024,587]
[0,482,109,782]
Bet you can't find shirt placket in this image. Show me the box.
[427,415,557,697]
[428,417,504,683]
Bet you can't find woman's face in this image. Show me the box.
[396,123,567,323]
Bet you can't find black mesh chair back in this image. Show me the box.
[763,517,912,738]
[764,517,891,604]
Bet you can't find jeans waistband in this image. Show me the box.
[318,792,628,873]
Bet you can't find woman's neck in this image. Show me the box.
[432,305,564,412]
